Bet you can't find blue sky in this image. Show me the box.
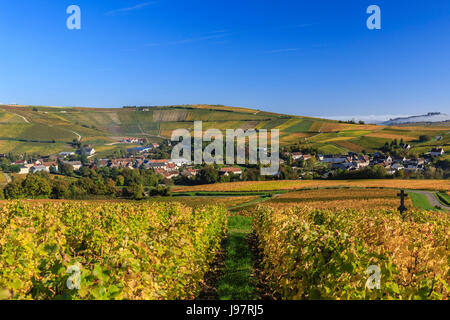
[0,0,449,119]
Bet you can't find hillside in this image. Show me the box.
[382,112,450,125]
[0,104,449,157]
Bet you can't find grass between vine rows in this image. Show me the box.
[217,215,257,300]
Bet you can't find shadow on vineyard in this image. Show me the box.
[197,240,226,300]
[247,231,278,300]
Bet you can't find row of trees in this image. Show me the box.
[331,165,390,179]
[173,165,243,185]
[173,163,308,186]
[0,158,20,173]
[2,166,170,200]
[173,163,301,186]
[331,164,448,180]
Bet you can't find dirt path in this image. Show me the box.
[3,173,11,184]
[71,131,82,142]
[14,113,29,123]
[3,109,81,142]
[2,111,30,123]
[407,190,450,211]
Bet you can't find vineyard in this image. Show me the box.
[0,201,227,300]
[253,205,449,299]
[0,194,448,300]
[172,179,450,193]
[1,104,448,156]
[260,189,413,210]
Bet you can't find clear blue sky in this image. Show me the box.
[1,0,449,118]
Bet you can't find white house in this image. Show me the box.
[30,165,49,173]
[84,148,96,156]
[322,155,349,164]
[386,168,396,175]
[64,161,82,170]
[59,152,75,157]
[170,158,191,167]
[431,148,445,157]
[181,168,199,179]
[19,164,33,175]
[219,167,243,177]
[144,160,168,170]
[290,152,303,161]
[163,170,180,179]
[391,163,404,171]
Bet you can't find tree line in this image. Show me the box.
[1,166,170,201]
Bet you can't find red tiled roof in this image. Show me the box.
[220,167,242,173]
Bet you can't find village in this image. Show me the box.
[3,134,447,183]
[286,147,445,177]
[1,139,242,182]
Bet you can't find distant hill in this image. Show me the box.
[0,104,449,157]
[382,112,450,125]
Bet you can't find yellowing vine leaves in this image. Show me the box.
[0,201,227,300]
[253,206,449,300]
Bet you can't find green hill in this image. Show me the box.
[0,104,449,157]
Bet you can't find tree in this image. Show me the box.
[60,163,74,176]
[243,167,263,181]
[22,174,52,198]
[198,165,219,184]
[279,165,298,180]
[419,135,432,142]
[79,166,91,177]
[80,154,88,165]
[394,169,405,179]
[115,175,125,186]
[4,180,24,199]
[77,177,96,194]
[392,139,398,147]
[306,157,317,168]
[372,165,387,178]
[8,165,20,173]
[126,183,144,200]
[106,178,118,197]
[51,179,70,199]
[1,158,9,171]
[149,185,170,196]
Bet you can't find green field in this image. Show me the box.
[283,119,313,133]
[409,192,440,211]
[436,192,450,206]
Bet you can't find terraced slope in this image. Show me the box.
[0,104,449,156]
